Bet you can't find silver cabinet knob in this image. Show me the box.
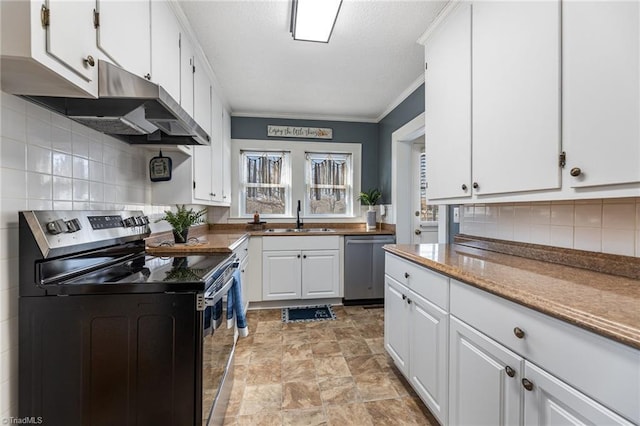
[570,167,582,177]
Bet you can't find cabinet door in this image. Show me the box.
[449,317,523,426]
[301,250,339,298]
[384,276,410,376]
[424,2,472,200]
[262,251,301,300]
[563,1,640,188]
[472,1,561,196]
[409,291,449,425]
[210,88,224,203]
[239,256,249,315]
[523,362,634,426]
[193,145,213,203]
[193,55,211,137]
[150,0,180,101]
[180,33,194,117]
[96,0,150,78]
[46,0,97,82]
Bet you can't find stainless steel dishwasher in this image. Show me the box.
[344,234,396,304]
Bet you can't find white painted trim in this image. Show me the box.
[375,74,425,123]
[230,111,379,124]
[417,0,461,45]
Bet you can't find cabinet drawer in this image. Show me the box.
[385,254,449,310]
[233,237,249,262]
[450,280,640,423]
[262,236,339,251]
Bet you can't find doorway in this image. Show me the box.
[391,112,447,244]
[411,140,438,244]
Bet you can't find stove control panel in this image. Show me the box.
[46,218,82,235]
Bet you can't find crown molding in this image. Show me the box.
[375,73,425,122]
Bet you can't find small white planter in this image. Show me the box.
[366,207,377,231]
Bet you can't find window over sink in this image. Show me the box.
[240,150,291,217]
[305,152,353,217]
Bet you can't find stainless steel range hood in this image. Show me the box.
[22,61,210,146]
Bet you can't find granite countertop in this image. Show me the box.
[250,227,395,236]
[384,243,640,350]
[145,232,249,255]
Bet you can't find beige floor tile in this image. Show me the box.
[333,327,363,340]
[282,359,317,382]
[364,337,385,354]
[258,309,283,321]
[339,338,373,357]
[307,328,337,341]
[238,384,282,415]
[282,381,323,410]
[282,330,310,344]
[250,344,282,364]
[255,320,283,334]
[346,355,384,376]
[365,397,436,425]
[282,408,327,426]
[235,412,282,426]
[319,376,359,406]
[326,402,374,426]
[253,332,283,345]
[246,361,282,385]
[310,340,342,357]
[314,356,351,378]
[354,372,400,401]
[282,342,314,362]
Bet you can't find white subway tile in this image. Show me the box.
[0,258,16,292]
[26,101,51,122]
[73,180,90,202]
[0,320,9,353]
[550,225,574,249]
[51,125,73,154]
[484,223,498,239]
[601,228,635,257]
[0,290,9,322]
[0,93,25,113]
[514,204,531,226]
[1,169,26,200]
[72,156,89,180]
[1,107,26,143]
[463,205,474,220]
[0,199,26,230]
[574,227,602,252]
[90,182,104,202]
[0,378,9,415]
[574,202,602,227]
[27,200,52,210]
[550,203,574,226]
[530,204,551,225]
[52,151,73,177]
[103,185,117,203]
[53,176,73,201]
[529,224,551,245]
[53,201,73,210]
[0,228,17,261]
[88,141,103,162]
[26,145,52,174]
[26,172,52,200]
[26,116,51,148]
[0,138,26,171]
[602,203,636,229]
[0,349,8,383]
[485,206,498,224]
[51,111,72,131]
[72,133,90,158]
[89,160,104,182]
[72,202,91,210]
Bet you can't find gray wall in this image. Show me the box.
[230,84,424,204]
[377,83,425,204]
[231,117,379,194]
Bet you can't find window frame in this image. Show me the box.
[239,150,292,218]
[304,151,353,217]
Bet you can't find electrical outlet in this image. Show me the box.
[453,207,460,223]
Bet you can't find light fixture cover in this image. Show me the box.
[291,0,342,43]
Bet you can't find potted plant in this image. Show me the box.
[358,189,382,231]
[156,205,207,243]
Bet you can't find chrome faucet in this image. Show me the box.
[296,200,303,229]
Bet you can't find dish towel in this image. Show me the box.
[226,268,249,337]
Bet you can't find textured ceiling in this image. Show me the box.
[178,0,446,121]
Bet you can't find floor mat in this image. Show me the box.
[281,305,336,323]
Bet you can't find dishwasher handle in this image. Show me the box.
[346,239,395,245]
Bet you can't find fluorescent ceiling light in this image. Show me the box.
[291,0,343,43]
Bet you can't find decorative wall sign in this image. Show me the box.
[267,125,333,139]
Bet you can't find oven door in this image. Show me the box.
[201,267,237,426]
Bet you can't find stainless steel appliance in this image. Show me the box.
[19,210,236,426]
[343,234,396,304]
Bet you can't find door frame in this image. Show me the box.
[391,112,448,244]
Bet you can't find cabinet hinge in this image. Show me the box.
[93,9,100,28]
[559,151,566,168]
[40,5,50,28]
[192,64,196,74]
[193,181,196,189]
[425,62,428,70]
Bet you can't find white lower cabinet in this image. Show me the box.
[449,317,523,426]
[262,236,340,301]
[384,274,449,425]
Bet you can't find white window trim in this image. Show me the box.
[305,152,353,217]
[231,139,362,220]
[239,150,292,218]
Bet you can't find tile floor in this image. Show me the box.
[223,305,439,425]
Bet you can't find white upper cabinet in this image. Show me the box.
[95,0,151,79]
[1,0,98,97]
[472,0,561,196]
[222,108,232,203]
[563,1,640,189]
[193,54,212,138]
[180,33,195,117]
[424,3,472,201]
[150,0,181,101]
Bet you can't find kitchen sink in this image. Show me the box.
[264,228,335,233]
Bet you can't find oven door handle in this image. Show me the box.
[204,273,235,306]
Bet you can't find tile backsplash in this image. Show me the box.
[460,199,640,257]
[0,92,172,418]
